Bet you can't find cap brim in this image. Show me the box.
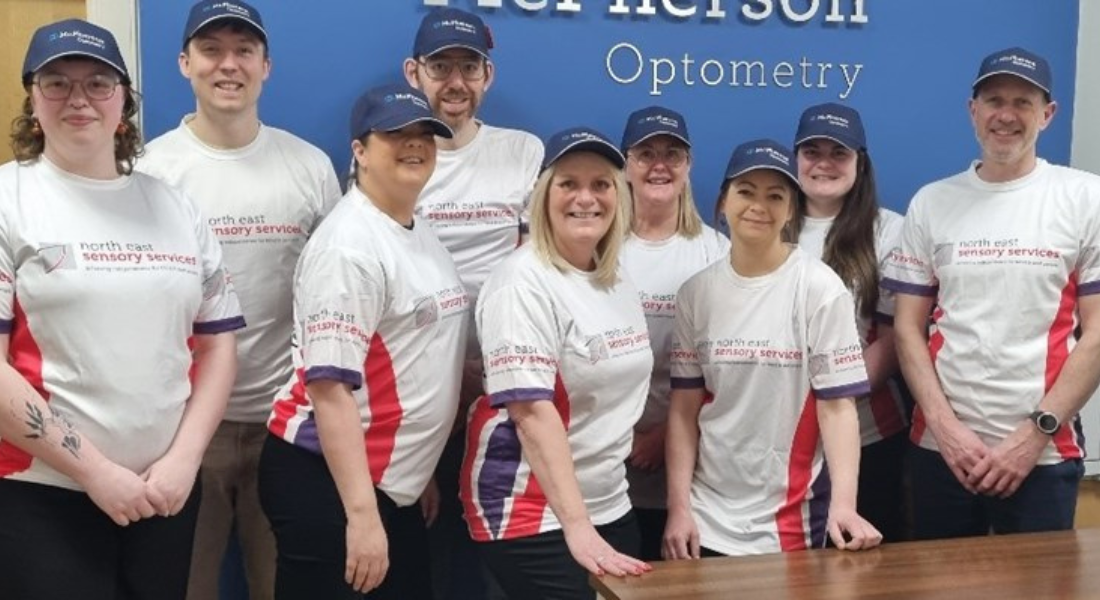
[375,115,454,139]
[26,51,129,84]
[973,70,1050,95]
[424,42,489,59]
[186,15,268,44]
[725,165,800,189]
[793,133,860,151]
[546,140,625,171]
[627,130,691,150]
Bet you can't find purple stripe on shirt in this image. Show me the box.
[881,278,937,297]
[671,377,705,390]
[488,387,553,408]
[1079,280,1100,296]
[808,465,831,549]
[478,420,523,539]
[815,380,871,400]
[0,319,11,334]
[292,417,322,454]
[194,315,246,334]
[304,365,363,390]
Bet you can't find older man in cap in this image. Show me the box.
[885,47,1100,540]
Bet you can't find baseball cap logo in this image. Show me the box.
[55,29,108,50]
[748,146,789,165]
[811,113,851,129]
[992,54,1037,72]
[640,114,679,128]
[438,18,478,35]
[385,92,429,110]
[207,2,251,17]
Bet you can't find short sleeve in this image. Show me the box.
[191,200,245,335]
[874,210,906,321]
[476,284,560,406]
[0,198,15,332]
[517,137,545,238]
[669,283,704,390]
[1076,182,1100,295]
[806,287,871,400]
[296,246,385,390]
[881,198,938,297]
[313,160,343,231]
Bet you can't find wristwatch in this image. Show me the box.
[1029,410,1060,435]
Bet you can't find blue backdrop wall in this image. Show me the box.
[139,0,1079,219]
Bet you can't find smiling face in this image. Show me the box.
[626,134,691,208]
[797,138,857,211]
[30,58,125,171]
[180,24,270,119]
[969,74,1056,181]
[722,169,795,248]
[354,121,438,197]
[404,48,493,136]
[547,151,620,270]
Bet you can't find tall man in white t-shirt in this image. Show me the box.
[139,2,341,598]
[885,47,1100,539]
[402,7,543,599]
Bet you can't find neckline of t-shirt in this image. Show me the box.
[627,231,685,250]
[436,120,487,160]
[38,155,130,191]
[351,185,419,235]
[722,244,801,288]
[180,115,266,160]
[966,158,1048,192]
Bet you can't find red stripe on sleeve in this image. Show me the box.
[1047,274,1082,459]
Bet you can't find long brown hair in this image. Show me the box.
[10,86,143,175]
[785,150,880,317]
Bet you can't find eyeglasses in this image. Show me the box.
[34,72,120,101]
[417,57,487,82]
[628,146,689,168]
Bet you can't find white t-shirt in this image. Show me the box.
[883,160,1100,465]
[671,247,870,555]
[797,208,908,445]
[416,122,543,303]
[267,187,469,506]
[140,120,341,423]
[619,226,729,509]
[0,158,244,491]
[461,245,652,541]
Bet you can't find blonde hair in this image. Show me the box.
[528,156,630,289]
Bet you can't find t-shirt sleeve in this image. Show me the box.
[0,199,14,332]
[1076,184,1100,295]
[477,283,559,407]
[518,138,546,238]
[316,160,343,226]
[191,197,246,335]
[669,282,704,390]
[807,286,871,400]
[874,210,906,322]
[881,198,938,297]
[297,246,385,390]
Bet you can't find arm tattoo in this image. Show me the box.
[21,401,82,459]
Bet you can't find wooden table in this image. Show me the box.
[591,529,1100,599]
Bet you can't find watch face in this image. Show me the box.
[1037,413,1059,433]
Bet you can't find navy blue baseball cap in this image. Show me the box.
[349,83,453,141]
[794,102,866,151]
[413,8,493,59]
[22,19,130,85]
[183,0,267,47]
[621,105,691,152]
[543,127,625,171]
[724,139,799,188]
[973,46,1052,97]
